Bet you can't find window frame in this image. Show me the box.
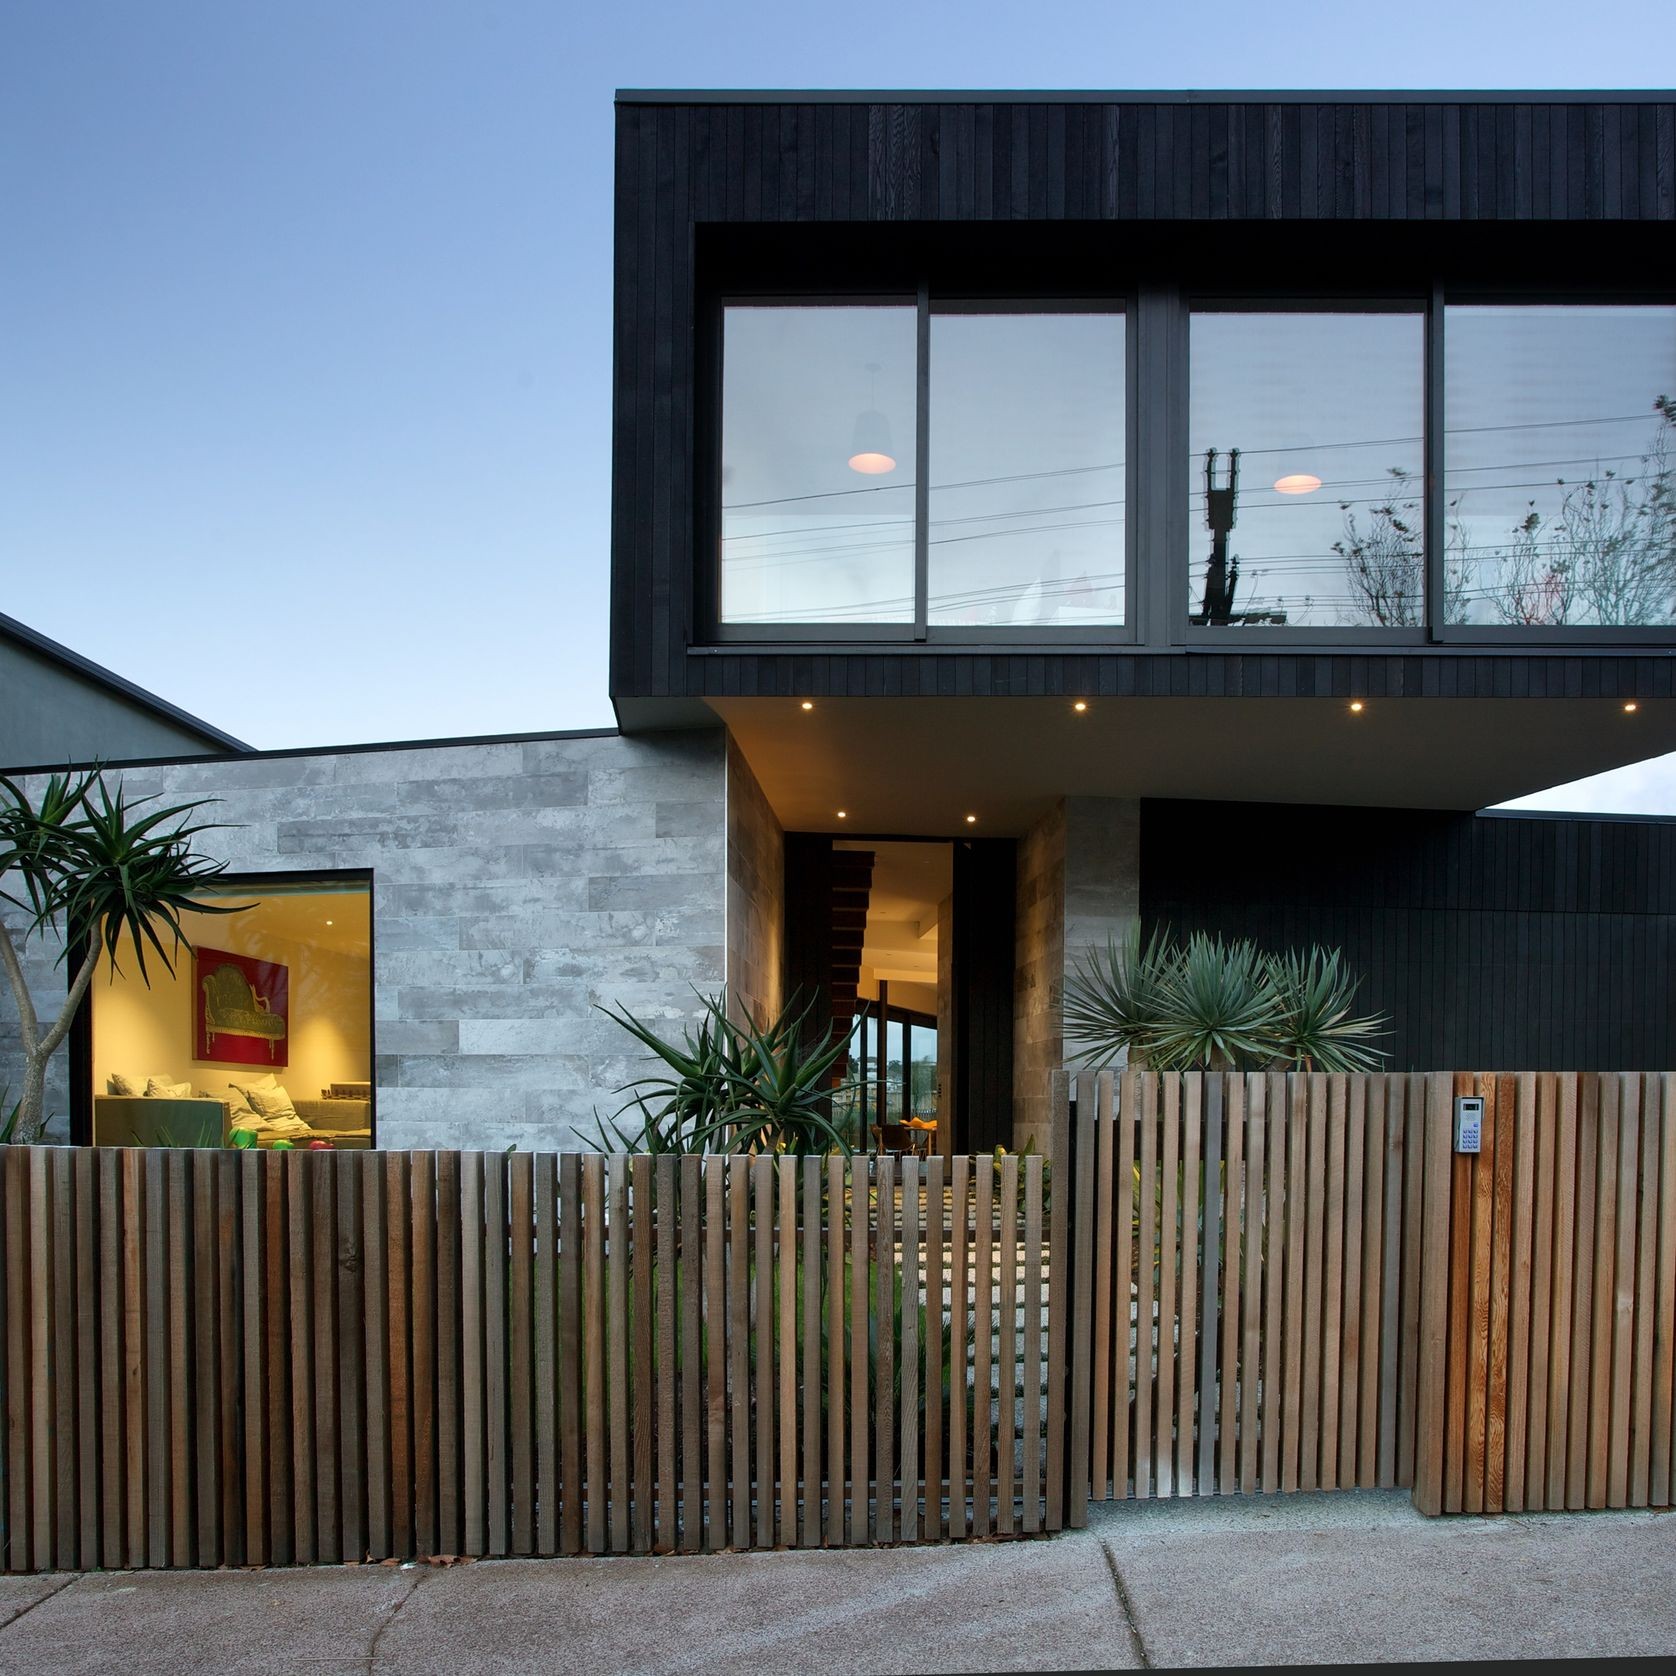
[707,288,1138,646]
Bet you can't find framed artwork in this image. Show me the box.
[193,947,289,1067]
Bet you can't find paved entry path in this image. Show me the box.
[1,1492,1671,1672]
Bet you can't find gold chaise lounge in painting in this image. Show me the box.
[200,962,287,1060]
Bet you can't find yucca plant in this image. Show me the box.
[593,989,857,1155]
[1149,933,1279,1071]
[1265,946,1387,1073]
[0,768,238,1144]
[1063,924,1179,1069]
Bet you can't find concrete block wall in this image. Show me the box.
[1,728,734,1150]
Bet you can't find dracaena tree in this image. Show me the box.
[0,768,236,1144]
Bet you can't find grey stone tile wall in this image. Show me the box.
[724,736,784,1029]
[0,729,732,1150]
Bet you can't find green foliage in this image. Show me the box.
[0,1090,18,1145]
[592,990,857,1156]
[1065,927,1388,1074]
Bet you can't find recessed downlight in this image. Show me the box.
[1349,700,1365,714]
[800,700,814,711]
[1073,700,1088,713]
[836,810,847,819]
[1624,701,1640,714]
[965,814,978,825]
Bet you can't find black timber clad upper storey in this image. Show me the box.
[610,93,1676,709]
[1140,800,1676,1071]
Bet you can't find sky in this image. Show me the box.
[2,0,1674,813]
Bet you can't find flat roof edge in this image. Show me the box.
[617,88,1676,107]
[0,609,253,755]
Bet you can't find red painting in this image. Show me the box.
[193,947,290,1068]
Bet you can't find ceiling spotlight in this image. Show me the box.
[1274,473,1323,495]
[800,700,814,711]
[965,814,978,824]
[1624,701,1640,714]
[1073,700,1088,713]
[836,810,848,819]
[325,919,334,926]
[1349,701,1365,714]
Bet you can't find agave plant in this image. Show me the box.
[1063,924,1179,1069]
[591,989,856,1156]
[1265,946,1388,1073]
[1148,933,1280,1072]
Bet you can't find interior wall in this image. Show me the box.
[93,904,371,1107]
[725,735,785,1028]
[1012,802,1066,1155]
[936,890,953,1158]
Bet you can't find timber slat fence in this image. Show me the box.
[0,1147,1060,1570]
[3,1069,1672,1573]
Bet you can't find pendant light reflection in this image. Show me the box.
[1273,473,1323,495]
[847,361,897,474]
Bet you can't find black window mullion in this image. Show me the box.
[1426,283,1447,643]
[914,282,930,640]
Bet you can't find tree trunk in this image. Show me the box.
[11,1054,49,1145]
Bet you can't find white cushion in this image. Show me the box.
[246,1084,300,1122]
[107,1073,139,1097]
[145,1076,192,1099]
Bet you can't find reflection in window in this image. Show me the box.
[929,311,1125,627]
[90,879,373,1148]
[720,305,917,625]
[1445,306,1676,627]
[1189,312,1425,629]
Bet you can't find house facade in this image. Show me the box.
[4,90,1676,1153]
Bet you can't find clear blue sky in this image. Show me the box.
[3,0,1674,809]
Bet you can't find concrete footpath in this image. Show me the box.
[0,1492,1671,1673]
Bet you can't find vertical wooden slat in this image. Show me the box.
[1525,1077,1558,1509]
[751,1156,775,1549]
[971,1156,992,1537]
[828,1153,848,1547]
[1045,1070,1070,1532]
[728,1159,750,1552]
[582,1153,607,1553]
[1567,1075,1600,1510]
[851,1154,871,1545]
[1240,1074,1265,1497]
[922,1154,943,1541]
[459,1150,486,1557]
[286,1152,315,1566]
[608,1154,632,1553]
[1135,1073,1158,1500]
[1115,1070,1138,1502]
[147,1148,171,1568]
[1218,1074,1245,1498]
[215,1154,240,1569]
[654,1155,677,1552]
[1176,1074,1201,1498]
[167,1151,192,1567]
[873,1155,895,1544]
[1506,1074,1538,1512]
[1337,1076,1365,1490]
[1024,1154,1046,1533]
[1298,1076,1327,1493]
[312,1155,340,1562]
[1091,1075,1116,1501]
[1485,1074,1515,1514]
[1281,1075,1309,1495]
[123,1149,147,1567]
[363,1155,390,1560]
[1587,1074,1618,1509]
[338,1152,367,1564]
[1261,1073,1286,1495]
[1197,1074,1222,1498]
[1386,1078,1416,1489]
[510,1152,536,1554]
[777,1157,797,1546]
[1653,1075,1676,1509]
[1358,1076,1387,1489]
[1445,1074,1475,1512]
[410,1151,437,1558]
[1155,1077,1180,1497]
[559,1152,585,1555]
[484,1154,510,1557]
[630,1159,653,1548]
[190,1151,219,1567]
[1629,1074,1660,1508]
[1068,1075,1098,1522]
[995,1153,1017,1536]
[386,1152,413,1559]
[705,1159,727,1551]
[1607,1075,1640,1508]
[436,1150,462,1555]
[3,1152,28,1574]
[676,1155,700,1553]
[94,1151,121,1568]
[802,1157,823,1548]
[51,1150,77,1572]
[236,1157,264,1568]
[896,1157,917,1545]
[75,1152,100,1570]
[1320,1076,1348,1491]
[1412,1074,1455,1517]
[1547,1076,1580,1509]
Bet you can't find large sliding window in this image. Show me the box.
[1444,305,1676,628]
[720,304,918,626]
[929,308,1126,628]
[713,290,1676,644]
[718,298,1128,635]
[1187,309,1426,630]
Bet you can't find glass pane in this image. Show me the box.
[720,304,916,625]
[1445,305,1676,627]
[1189,312,1425,628]
[884,1017,905,1122]
[907,1020,938,1121]
[90,881,372,1148]
[929,311,1125,627]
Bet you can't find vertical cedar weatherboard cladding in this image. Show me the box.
[609,95,1676,706]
